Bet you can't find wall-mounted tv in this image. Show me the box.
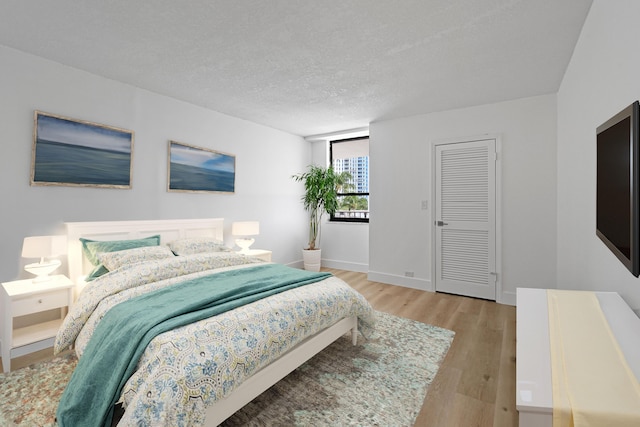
[596,101,640,277]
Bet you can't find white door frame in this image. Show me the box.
[430,134,503,303]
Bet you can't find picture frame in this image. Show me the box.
[167,141,236,193]
[31,111,134,188]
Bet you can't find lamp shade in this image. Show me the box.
[21,235,67,259]
[231,221,259,237]
[22,235,66,282]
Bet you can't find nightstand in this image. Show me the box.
[239,249,272,262]
[1,275,74,373]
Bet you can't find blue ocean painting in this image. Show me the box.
[33,113,133,187]
[169,142,235,193]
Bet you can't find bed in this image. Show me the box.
[56,218,374,426]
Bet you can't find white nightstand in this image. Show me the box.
[1,275,74,372]
[239,249,272,262]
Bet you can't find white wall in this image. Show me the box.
[369,94,558,304]
[0,45,310,282]
[557,0,640,313]
[320,221,369,272]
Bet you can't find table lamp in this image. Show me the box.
[22,235,67,282]
[231,221,259,254]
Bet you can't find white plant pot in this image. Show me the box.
[302,248,322,271]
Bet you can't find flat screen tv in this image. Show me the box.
[596,101,640,277]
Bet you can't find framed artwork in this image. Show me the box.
[167,141,235,193]
[31,111,134,188]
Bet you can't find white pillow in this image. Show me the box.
[168,237,232,255]
[97,245,175,271]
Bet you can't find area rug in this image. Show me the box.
[0,351,76,426]
[0,311,454,426]
[222,311,454,426]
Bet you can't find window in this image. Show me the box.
[330,136,369,222]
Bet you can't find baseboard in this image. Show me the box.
[284,260,304,269]
[367,271,434,292]
[285,262,516,306]
[500,290,516,306]
[284,259,368,273]
[321,259,368,273]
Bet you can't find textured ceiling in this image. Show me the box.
[0,1,592,137]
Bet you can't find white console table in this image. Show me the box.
[516,288,640,427]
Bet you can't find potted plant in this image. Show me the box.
[292,165,339,271]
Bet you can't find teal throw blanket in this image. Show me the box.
[56,264,331,427]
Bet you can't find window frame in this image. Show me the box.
[329,136,370,223]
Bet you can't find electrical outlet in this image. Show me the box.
[405,271,414,277]
[421,200,428,210]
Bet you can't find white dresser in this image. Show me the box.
[516,288,640,426]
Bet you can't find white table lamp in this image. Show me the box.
[22,235,67,282]
[231,221,259,254]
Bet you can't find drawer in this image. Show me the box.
[12,289,69,317]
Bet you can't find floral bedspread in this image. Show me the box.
[54,253,374,426]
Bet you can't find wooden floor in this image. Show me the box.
[5,268,517,427]
[326,268,518,427]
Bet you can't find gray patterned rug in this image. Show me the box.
[0,311,454,426]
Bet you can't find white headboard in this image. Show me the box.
[65,218,224,285]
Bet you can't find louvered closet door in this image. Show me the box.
[434,138,496,300]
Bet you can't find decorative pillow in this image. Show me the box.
[85,265,109,281]
[80,235,161,281]
[168,237,232,256]
[97,245,175,272]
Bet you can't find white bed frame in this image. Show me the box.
[64,218,358,426]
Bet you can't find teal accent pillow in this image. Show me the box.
[86,265,109,281]
[80,235,161,281]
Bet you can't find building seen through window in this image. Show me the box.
[330,136,369,222]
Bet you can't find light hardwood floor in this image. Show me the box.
[326,268,518,427]
[5,268,517,427]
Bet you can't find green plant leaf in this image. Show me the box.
[292,165,339,249]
